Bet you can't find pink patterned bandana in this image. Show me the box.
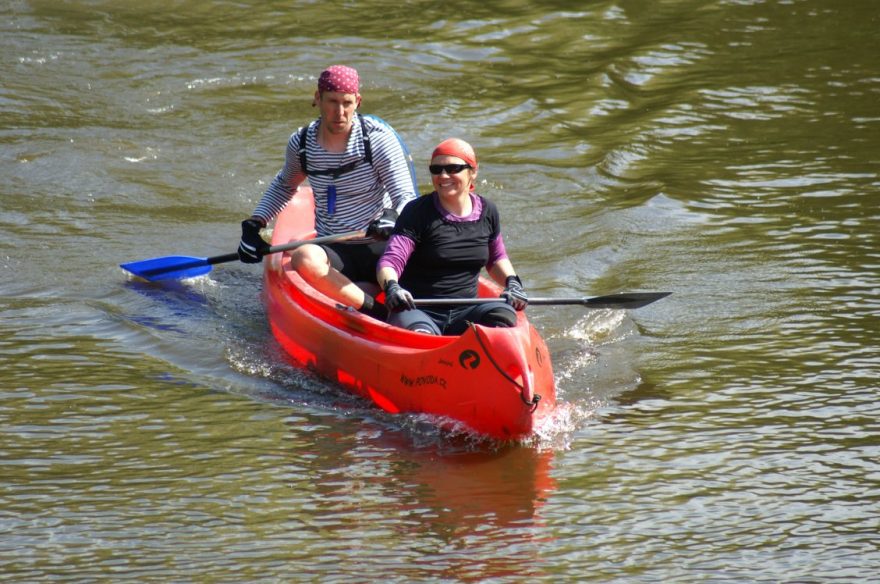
[317,65,359,94]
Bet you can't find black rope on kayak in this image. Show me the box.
[470,323,541,412]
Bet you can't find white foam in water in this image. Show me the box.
[567,308,633,345]
[529,399,602,451]
[530,308,642,449]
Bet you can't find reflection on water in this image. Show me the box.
[291,425,557,580]
[123,278,210,332]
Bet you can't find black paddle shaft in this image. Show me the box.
[209,230,366,266]
[413,292,671,309]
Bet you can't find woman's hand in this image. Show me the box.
[383,280,415,312]
[501,275,528,311]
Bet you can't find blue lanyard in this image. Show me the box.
[327,184,337,215]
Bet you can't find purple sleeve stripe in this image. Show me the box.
[486,233,509,270]
[378,234,416,275]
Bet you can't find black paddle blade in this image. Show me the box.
[576,292,672,309]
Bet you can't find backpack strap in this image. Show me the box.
[360,113,372,165]
[297,124,309,173]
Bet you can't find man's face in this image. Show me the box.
[316,90,360,135]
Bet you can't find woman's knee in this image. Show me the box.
[388,311,441,335]
[476,305,517,328]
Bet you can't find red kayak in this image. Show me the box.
[263,188,557,440]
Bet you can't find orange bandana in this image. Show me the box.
[431,138,478,169]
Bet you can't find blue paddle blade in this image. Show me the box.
[120,255,213,282]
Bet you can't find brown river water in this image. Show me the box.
[1,0,878,581]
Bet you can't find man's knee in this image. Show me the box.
[289,244,329,276]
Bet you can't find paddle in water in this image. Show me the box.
[120,230,364,282]
[413,292,671,310]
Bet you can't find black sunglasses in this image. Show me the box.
[429,163,472,175]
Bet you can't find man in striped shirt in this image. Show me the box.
[238,65,418,319]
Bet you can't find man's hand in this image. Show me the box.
[238,218,269,263]
[500,275,528,311]
[366,209,399,240]
[383,279,415,312]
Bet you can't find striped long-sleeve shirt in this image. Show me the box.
[252,114,418,236]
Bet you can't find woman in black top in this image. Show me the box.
[376,138,528,335]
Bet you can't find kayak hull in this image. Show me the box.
[263,188,556,440]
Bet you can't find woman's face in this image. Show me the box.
[430,155,476,197]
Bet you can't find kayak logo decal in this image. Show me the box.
[459,350,481,370]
